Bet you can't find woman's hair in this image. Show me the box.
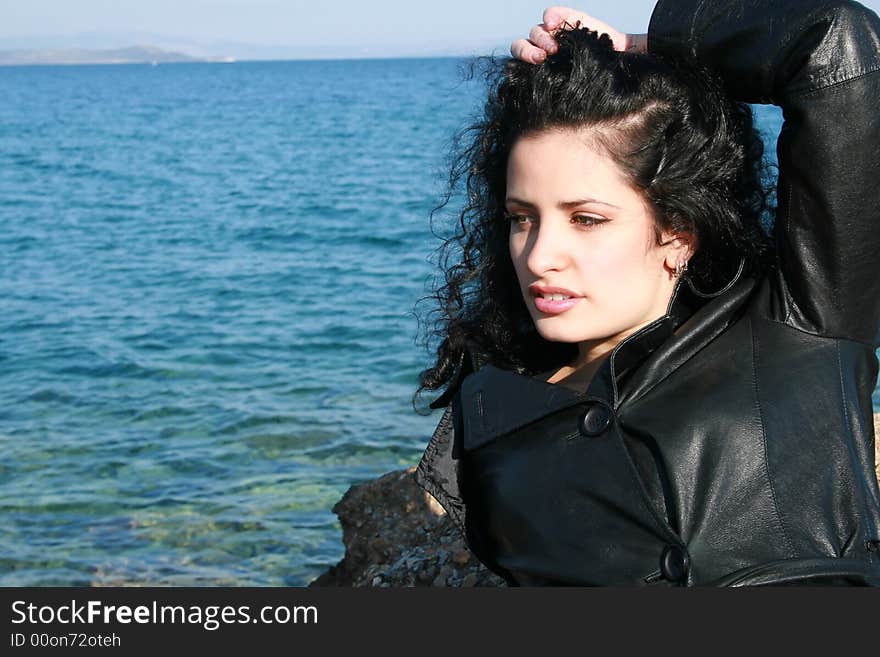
[415,26,775,407]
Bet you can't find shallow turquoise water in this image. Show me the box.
[0,58,485,585]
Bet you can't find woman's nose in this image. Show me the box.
[524,220,570,275]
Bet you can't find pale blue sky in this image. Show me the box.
[2,0,880,59]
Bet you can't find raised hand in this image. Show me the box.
[510,6,645,63]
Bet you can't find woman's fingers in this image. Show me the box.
[529,23,559,54]
[542,6,592,31]
[510,6,631,61]
[549,8,628,51]
[510,38,549,63]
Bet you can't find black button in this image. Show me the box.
[660,544,690,583]
[578,402,613,437]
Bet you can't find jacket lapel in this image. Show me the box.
[616,270,759,408]
[459,364,585,451]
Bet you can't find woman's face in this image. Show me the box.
[506,128,688,356]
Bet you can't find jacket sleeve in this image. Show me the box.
[413,349,482,538]
[649,0,880,347]
[413,399,467,536]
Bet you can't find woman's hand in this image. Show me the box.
[510,6,646,63]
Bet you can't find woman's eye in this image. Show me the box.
[572,215,607,227]
[506,213,533,226]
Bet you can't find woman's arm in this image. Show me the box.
[515,1,880,346]
[650,0,880,345]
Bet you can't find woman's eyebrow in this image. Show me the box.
[505,196,622,210]
[504,197,536,209]
[559,198,622,210]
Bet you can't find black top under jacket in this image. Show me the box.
[415,0,880,586]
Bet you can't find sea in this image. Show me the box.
[0,58,867,586]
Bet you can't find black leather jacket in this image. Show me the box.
[415,0,880,586]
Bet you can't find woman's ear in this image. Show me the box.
[662,231,697,274]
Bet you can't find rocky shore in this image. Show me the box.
[308,467,505,587]
[310,414,880,587]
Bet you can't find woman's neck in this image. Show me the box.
[544,322,648,389]
[542,347,610,390]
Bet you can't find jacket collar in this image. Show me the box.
[587,257,753,407]
[455,258,757,448]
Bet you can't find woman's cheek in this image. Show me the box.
[586,243,647,309]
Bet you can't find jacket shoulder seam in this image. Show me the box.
[751,314,798,558]
[788,62,880,98]
[757,308,878,348]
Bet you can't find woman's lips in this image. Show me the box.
[529,285,583,315]
[533,296,582,314]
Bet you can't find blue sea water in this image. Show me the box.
[0,59,872,586]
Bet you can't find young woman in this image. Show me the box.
[415,0,880,585]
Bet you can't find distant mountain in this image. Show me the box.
[0,45,234,66]
[0,32,505,62]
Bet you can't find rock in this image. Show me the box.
[452,550,471,566]
[310,414,880,587]
[308,466,505,587]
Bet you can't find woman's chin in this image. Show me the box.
[533,317,623,346]
[533,323,591,345]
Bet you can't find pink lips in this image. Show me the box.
[529,285,583,315]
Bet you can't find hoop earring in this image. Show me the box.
[673,259,688,278]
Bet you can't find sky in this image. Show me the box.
[2,0,880,60]
[0,0,669,59]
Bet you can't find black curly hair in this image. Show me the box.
[414,25,776,409]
